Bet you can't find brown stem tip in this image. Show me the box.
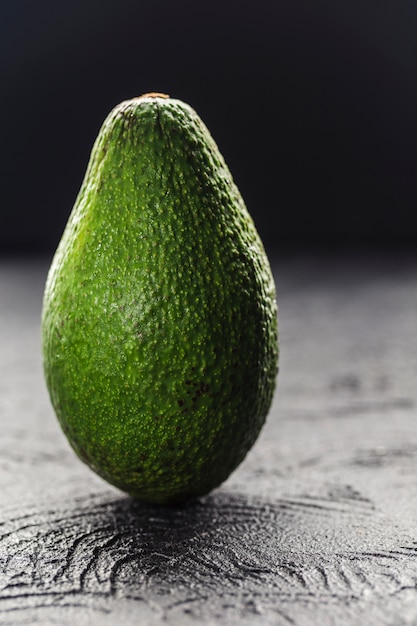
[137,92,170,99]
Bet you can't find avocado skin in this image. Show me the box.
[42,94,278,504]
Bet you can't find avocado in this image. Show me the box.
[41,93,278,504]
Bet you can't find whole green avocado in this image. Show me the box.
[42,93,278,505]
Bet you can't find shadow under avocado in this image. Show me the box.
[0,487,414,622]
[0,490,291,606]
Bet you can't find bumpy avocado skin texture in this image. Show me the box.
[42,94,278,505]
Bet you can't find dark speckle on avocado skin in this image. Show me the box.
[41,94,278,505]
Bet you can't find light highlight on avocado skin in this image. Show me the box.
[42,94,278,505]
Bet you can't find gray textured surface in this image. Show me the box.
[1,254,417,625]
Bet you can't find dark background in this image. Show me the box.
[2,0,417,256]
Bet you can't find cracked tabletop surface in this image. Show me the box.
[1,253,417,625]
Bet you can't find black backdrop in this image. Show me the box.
[3,0,417,255]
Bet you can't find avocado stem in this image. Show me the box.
[136,92,170,99]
